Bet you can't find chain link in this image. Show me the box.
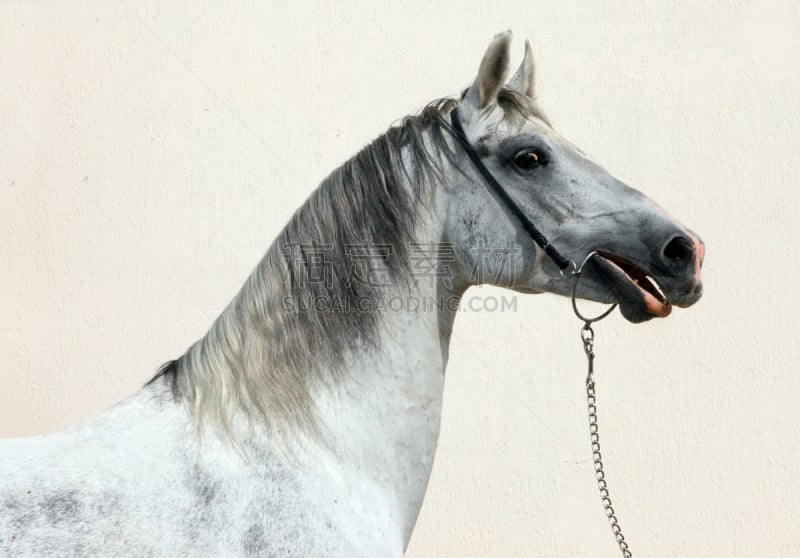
[581,322,632,558]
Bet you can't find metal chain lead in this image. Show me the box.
[581,323,632,558]
[567,251,631,558]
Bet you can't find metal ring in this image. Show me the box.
[559,259,578,279]
[570,251,618,324]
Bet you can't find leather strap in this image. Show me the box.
[449,107,572,270]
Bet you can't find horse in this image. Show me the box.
[0,32,704,557]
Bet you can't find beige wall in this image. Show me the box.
[2,2,798,556]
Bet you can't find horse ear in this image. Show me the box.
[507,39,535,98]
[464,31,513,110]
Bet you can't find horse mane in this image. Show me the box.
[148,90,545,442]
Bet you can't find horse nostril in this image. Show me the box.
[663,235,694,265]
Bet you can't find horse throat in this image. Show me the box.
[312,271,461,547]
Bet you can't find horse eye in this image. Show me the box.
[513,150,545,170]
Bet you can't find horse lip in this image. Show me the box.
[670,283,704,308]
[592,251,673,319]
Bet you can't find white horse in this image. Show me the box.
[0,33,704,557]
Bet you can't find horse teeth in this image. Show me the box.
[646,275,667,300]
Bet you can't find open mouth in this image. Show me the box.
[594,252,672,319]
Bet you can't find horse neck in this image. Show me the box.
[311,188,462,545]
[165,118,463,543]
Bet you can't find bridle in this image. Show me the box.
[449,107,574,272]
[449,106,633,558]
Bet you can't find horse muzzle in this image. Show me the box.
[588,233,705,323]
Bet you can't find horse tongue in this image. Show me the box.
[591,255,672,323]
[643,291,672,318]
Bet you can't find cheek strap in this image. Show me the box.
[448,107,573,271]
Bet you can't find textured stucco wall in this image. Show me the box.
[1,2,799,556]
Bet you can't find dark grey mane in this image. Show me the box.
[148,89,544,441]
[148,97,463,439]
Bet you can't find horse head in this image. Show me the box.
[444,32,704,323]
